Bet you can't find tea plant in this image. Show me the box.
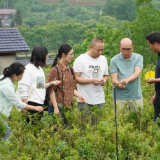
[0,65,160,159]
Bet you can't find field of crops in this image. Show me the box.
[1,65,160,159]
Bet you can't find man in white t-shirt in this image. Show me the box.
[73,38,109,112]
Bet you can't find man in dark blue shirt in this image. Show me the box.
[146,32,160,121]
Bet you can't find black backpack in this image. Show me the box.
[43,65,74,110]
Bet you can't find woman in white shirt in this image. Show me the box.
[18,46,60,123]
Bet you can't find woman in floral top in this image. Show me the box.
[47,44,85,115]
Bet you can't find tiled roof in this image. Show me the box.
[0,9,16,15]
[0,28,30,53]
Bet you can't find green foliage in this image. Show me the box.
[0,118,6,138]
[10,20,15,27]
[125,0,160,66]
[15,9,22,26]
[1,0,160,158]
[74,0,160,66]
[0,65,160,159]
[9,13,15,19]
[103,0,137,21]
[153,0,160,9]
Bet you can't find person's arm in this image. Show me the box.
[21,99,28,113]
[75,72,101,86]
[3,86,43,112]
[110,73,125,88]
[120,66,142,85]
[45,80,61,89]
[151,94,156,104]
[73,56,101,85]
[25,104,43,112]
[101,57,109,86]
[49,91,59,114]
[110,57,123,88]
[74,89,86,103]
[110,72,118,84]
[18,65,33,101]
[101,75,109,86]
[121,55,143,84]
[146,78,160,84]
[47,67,60,114]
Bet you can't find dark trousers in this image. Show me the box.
[154,92,160,121]
[26,101,43,124]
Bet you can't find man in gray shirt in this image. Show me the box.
[110,38,143,112]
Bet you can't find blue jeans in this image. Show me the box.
[48,106,55,114]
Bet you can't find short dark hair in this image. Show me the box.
[0,62,25,81]
[52,43,72,67]
[30,46,48,67]
[146,32,160,44]
[90,37,103,46]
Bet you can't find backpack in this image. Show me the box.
[43,65,74,110]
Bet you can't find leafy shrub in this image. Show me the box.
[0,65,160,159]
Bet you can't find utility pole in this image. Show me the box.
[4,2,5,9]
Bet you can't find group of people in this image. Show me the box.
[1,31,160,140]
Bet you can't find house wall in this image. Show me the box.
[0,54,16,75]
[0,14,9,20]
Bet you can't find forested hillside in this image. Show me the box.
[0,0,160,64]
[1,0,160,66]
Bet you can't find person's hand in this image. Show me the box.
[92,79,101,86]
[151,94,155,104]
[54,107,60,114]
[120,79,129,85]
[78,95,86,103]
[21,109,27,113]
[116,82,126,89]
[51,80,61,86]
[35,106,43,112]
[100,79,107,86]
[145,78,156,84]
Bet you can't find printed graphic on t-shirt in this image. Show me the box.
[88,65,101,79]
[37,76,45,89]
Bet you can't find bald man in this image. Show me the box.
[73,37,109,112]
[110,38,143,112]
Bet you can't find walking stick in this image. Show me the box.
[113,84,119,160]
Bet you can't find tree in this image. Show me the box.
[15,9,22,26]
[124,0,160,66]
[103,0,137,21]
[10,20,15,27]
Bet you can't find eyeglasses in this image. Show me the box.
[121,48,132,51]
